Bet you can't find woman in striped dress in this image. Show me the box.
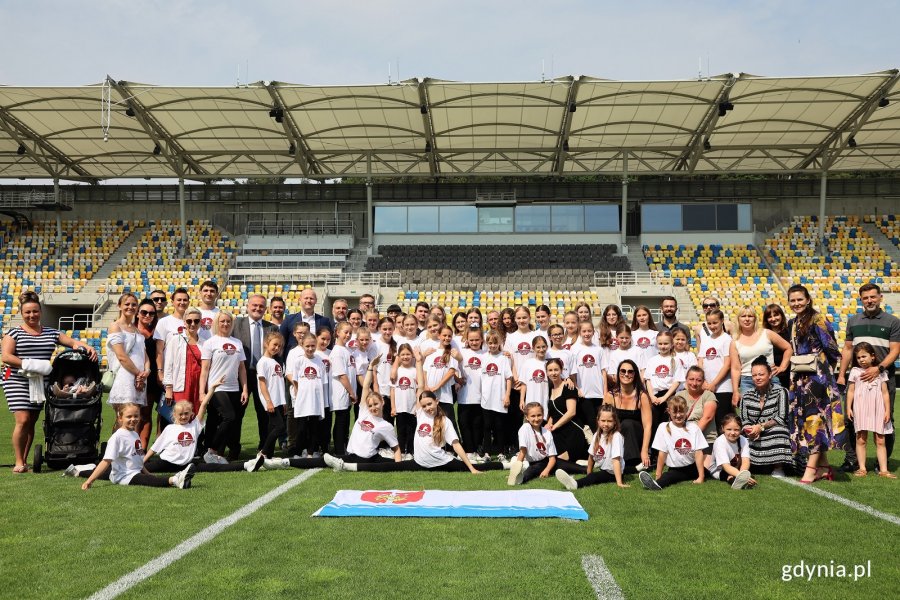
[1,291,96,473]
[739,356,792,476]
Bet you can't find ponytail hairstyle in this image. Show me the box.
[720,413,745,451]
[263,330,285,347]
[376,317,397,360]
[420,390,445,446]
[595,403,621,448]
[513,304,533,332]
[665,394,688,435]
[438,325,454,367]
[334,321,353,343]
[655,330,676,373]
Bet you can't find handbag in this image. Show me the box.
[102,331,138,392]
[789,322,817,375]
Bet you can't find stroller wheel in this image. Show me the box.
[33,445,43,474]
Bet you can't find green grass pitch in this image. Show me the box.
[1,394,898,599]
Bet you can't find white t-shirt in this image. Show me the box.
[315,349,332,409]
[709,434,750,480]
[651,421,709,468]
[517,422,557,462]
[103,428,145,485]
[519,357,549,415]
[292,354,327,418]
[201,335,246,393]
[457,348,485,406]
[418,336,463,355]
[373,338,395,394]
[353,348,370,386]
[198,307,219,342]
[607,346,645,378]
[392,365,418,414]
[150,419,203,467]
[480,353,512,413]
[574,344,608,398]
[699,333,733,393]
[329,345,353,411]
[414,410,459,468]
[589,430,625,474]
[547,347,575,380]
[153,315,185,343]
[285,347,304,401]
[504,330,539,380]
[256,356,286,408]
[643,354,684,395]
[422,351,458,404]
[675,351,699,391]
[633,329,659,364]
[346,414,399,458]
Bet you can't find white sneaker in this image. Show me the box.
[402,453,413,461]
[264,458,288,470]
[467,452,478,464]
[507,459,525,486]
[311,451,323,459]
[481,453,491,463]
[771,468,786,478]
[216,454,230,465]
[63,464,78,477]
[244,454,265,473]
[575,459,589,467]
[378,448,394,459]
[203,450,219,464]
[300,450,309,459]
[639,471,662,491]
[555,469,578,491]
[172,464,196,489]
[323,453,344,471]
[732,470,752,490]
[635,462,648,472]
[583,425,594,444]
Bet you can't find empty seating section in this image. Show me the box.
[366,245,628,289]
[865,215,900,291]
[394,289,601,323]
[109,220,237,297]
[236,234,353,270]
[644,244,786,332]
[766,216,896,344]
[0,219,135,331]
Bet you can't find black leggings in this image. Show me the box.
[714,392,732,432]
[439,402,459,442]
[261,409,287,458]
[657,463,700,488]
[209,390,242,455]
[650,393,668,459]
[505,390,523,453]
[350,457,506,472]
[522,457,586,483]
[483,410,505,456]
[395,412,416,454]
[294,415,322,455]
[381,395,394,425]
[457,404,483,453]
[316,408,332,453]
[144,455,245,473]
[78,470,170,487]
[331,408,351,455]
[580,397,603,431]
[576,470,617,488]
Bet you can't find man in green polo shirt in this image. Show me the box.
[837,283,900,471]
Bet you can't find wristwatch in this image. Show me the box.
[759,423,766,432]
[878,364,886,374]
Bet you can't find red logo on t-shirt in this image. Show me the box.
[562,343,572,350]
[200,317,213,330]
[361,490,424,504]
[417,423,432,437]
[467,356,482,370]
[274,364,283,377]
[674,438,693,455]
[705,347,718,360]
[637,337,651,349]
[222,343,237,356]
[398,376,412,390]
[176,326,185,334]
[303,366,319,380]
[433,356,446,368]
[582,354,596,368]
[536,441,547,456]
[655,364,670,377]
[321,358,331,372]
[594,444,605,462]
[609,339,619,351]
[730,453,742,468]
[348,339,358,349]
[531,369,546,383]
[517,342,532,355]
[360,420,374,432]
[176,431,194,447]
[134,439,145,456]
[485,363,499,376]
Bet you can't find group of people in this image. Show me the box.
[3,280,896,492]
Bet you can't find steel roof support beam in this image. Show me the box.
[675,74,735,173]
[417,79,439,177]
[554,76,578,175]
[265,83,320,177]
[0,108,96,181]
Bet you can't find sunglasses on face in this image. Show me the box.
[619,368,635,375]
[139,310,157,317]
[185,319,200,325]
[702,303,718,309]
[152,297,167,304]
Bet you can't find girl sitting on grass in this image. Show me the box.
[556,404,628,490]
[639,395,708,491]
[507,402,585,486]
[706,413,756,489]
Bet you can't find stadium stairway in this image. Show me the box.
[625,236,650,273]
[90,225,150,285]
[861,221,900,266]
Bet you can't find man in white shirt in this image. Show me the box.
[197,280,220,342]
[279,288,333,357]
[233,294,279,453]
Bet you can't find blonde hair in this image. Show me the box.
[665,395,688,435]
[214,310,235,332]
[185,307,201,318]
[734,305,759,334]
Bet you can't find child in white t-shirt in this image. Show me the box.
[391,343,418,458]
[480,330,512,461]
[555,404,628,490]
[507,403,585,485]
[706,414,755,490]
[290,333,328,457]
[639,395,709,490]
[518,334,550,414]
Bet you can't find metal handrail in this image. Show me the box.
[0,189,74,209]
[59,313,100,330]
[228,271,401,287]
[593,271,659,287]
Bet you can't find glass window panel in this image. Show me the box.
[737,203,752,231]
[407,206,440,233]
[515,205,551,232]
[584,205,620,232]
[683,204,717,231]
[717,203,738,230]
[374,206,407,233]
[439,205,477,232]
[478,207,514,232]
[551,205,583,232]
[640,204,681,232]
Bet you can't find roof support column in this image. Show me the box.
[53,179,61,248]
[367,155,375,256]
[620,155,629,255]
[179,177,187,258]
[818,171,828,254]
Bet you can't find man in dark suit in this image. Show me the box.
[279,287,333,356]
[233,294,279,453]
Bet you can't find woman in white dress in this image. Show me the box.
[107,293,151,447]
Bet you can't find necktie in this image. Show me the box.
[252,320,262,368]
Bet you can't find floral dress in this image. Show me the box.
[788,313,846,457]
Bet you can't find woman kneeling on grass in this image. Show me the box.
[639,395,708,491]
[556,404,628,490]
[76,403,195,490]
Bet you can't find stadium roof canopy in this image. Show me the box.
[0,70,898,182]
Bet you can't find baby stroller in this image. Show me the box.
[32,348,103,473]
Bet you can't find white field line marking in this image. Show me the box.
[776,476,900,526]
[87,468,321,600]
[581,554,625,600]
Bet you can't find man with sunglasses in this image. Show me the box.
[150,290,168,313]
[154,288,191,387]
[693,296,732,345]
